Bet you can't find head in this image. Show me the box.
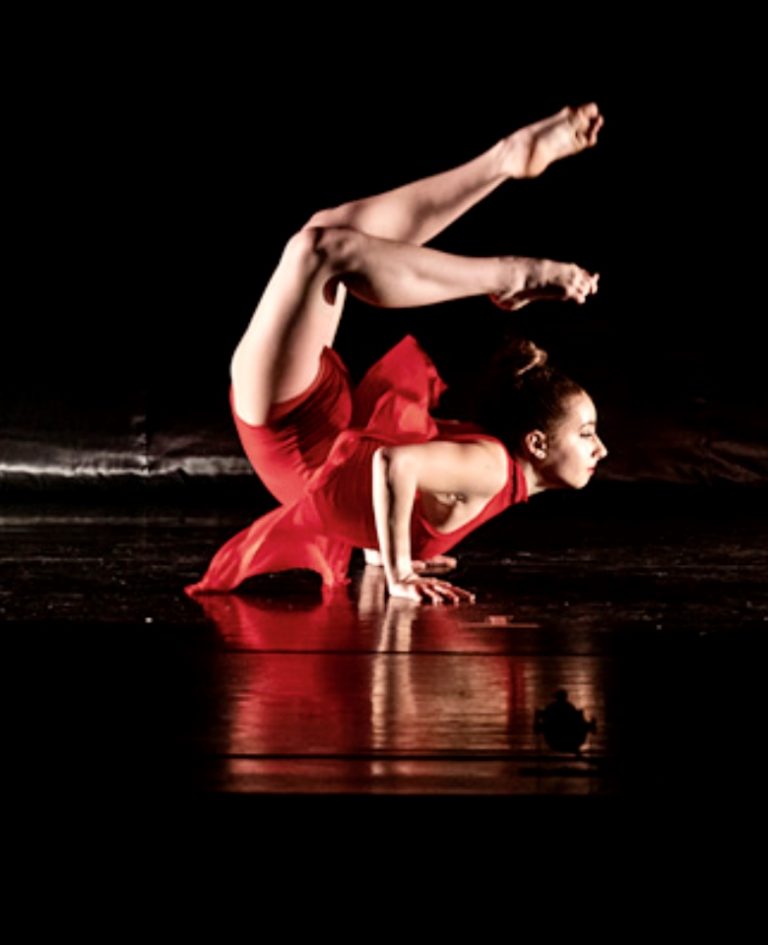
[477,337,608,491]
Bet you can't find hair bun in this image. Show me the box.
[474,335,585,451]
[513,339,548,378]
[491,337,549,382]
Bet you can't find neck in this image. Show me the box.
[518,457,549,498]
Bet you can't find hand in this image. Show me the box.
[412,554,458,575]
[387,573,476,605]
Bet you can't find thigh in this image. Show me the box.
[231,347,353,506]
[230,226,349,426]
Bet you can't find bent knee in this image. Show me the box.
[302,204,362,230]
[284,223,362,274]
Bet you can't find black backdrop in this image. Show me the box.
[3,26,764,496]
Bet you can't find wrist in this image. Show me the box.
[394,558,415,582]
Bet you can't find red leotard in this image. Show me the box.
[184,335,528,596]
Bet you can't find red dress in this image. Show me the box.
[184,335,528,597]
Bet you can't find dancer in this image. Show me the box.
[185,104,608,604]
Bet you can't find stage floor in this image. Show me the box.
[3,487,766,813]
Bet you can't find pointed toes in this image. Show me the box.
[587,113,605,146]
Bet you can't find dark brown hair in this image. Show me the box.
[474,337,586,453]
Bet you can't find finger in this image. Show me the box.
[433,581,461,605]
[436,580,476,604]
[415,578,458,605]
[445,581,476,602]
[411,578,440,604]
[417,581,442,605]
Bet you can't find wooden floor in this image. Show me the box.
[3,487,766,824]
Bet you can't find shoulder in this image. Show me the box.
[464,439,510,497]
[384,438,509,499]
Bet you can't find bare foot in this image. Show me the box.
[501,103,604,179]
[490,257,599,311]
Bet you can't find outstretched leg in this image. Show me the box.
[231,104,604,425]
[308,103,604,245]
[231,224,597,424]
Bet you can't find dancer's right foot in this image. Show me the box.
[490,257,599,311]
[500,103,604,179]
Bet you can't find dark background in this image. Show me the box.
[4,23,764,498]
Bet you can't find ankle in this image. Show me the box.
[495,256,527,299]
[489,137,514,182]
[498,132,529,180]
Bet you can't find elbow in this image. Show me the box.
[375,445,419,485]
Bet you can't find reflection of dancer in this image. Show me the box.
[185,104,608,605]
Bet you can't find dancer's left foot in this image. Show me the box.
[491,257,599,311]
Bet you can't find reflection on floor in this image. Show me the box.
[3,487,767,810]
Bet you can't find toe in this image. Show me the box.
[573,103,597,130]
[588,114,605,146]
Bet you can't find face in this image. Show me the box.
[537,391,608,490]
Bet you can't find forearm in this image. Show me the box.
[372,447,417,588]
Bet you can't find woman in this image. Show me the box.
[185,103,608,605]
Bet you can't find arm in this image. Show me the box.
[372,440,505,604]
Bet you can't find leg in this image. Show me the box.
[307,103,604,246]
[231,103,604,424]
[232,224,597,423]
[324,226,598,311]
[230,227,352,425]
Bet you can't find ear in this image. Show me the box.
[523,429,549,461]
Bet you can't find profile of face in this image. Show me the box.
[528,391,608,490]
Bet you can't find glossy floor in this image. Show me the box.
[3,489,766,809]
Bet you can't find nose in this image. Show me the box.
[595,436,608,461]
